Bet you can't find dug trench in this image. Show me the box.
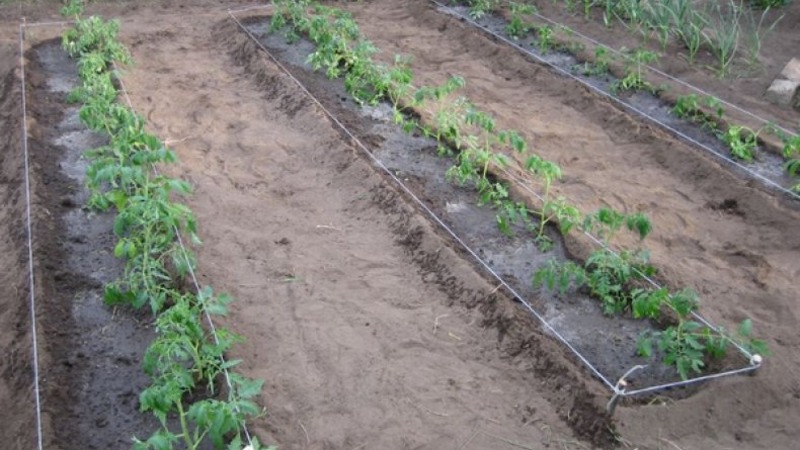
[114,11,615,450]
[22,37,165,449]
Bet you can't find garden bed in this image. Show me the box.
[237,13,751,393]
[436,1,800,198]
[24,36,179,449]
[2,1,800,450]
[480,0,800,131]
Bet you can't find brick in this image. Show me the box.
[780,57,800,83]
[766,78,800,106]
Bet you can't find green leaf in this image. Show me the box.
[221,359,242,370]
[669,288,699,316]
[748,339,770,357]
[738,318,753,337]
[625,212,652,240]
[631,287,667,319]
[134,430,178,450]
[636,333,653,357]
[113,239,127,259]
[227,436,243,450]
[496,214,511,237]
[237,376,265,400]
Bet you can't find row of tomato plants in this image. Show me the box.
[460,0,800,192]
[270,0,767,380]
[59,1,271,449]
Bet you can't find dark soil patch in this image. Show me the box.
[24,39,159,450]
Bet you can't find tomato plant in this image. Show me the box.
[62,3,269,448]
[506,2,536,39]
[612,48,659,94]
[270,0,767,382]
[722,125,759,162]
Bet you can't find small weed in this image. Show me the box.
[574,45,612,76]
[766,124,800,188]
[466,0,498,19]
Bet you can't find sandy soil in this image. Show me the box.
[1,1,799,449]
[339,1,800,448]
[0,34,39,450]
[113,10,604,450]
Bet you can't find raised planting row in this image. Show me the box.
[58,1,272,449]
[268,0,766,381]
[443,0,800,195]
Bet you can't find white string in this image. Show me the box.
[20,20,72,28]
[430,0,800,202]
[19,21,45,450]
[622,363,758,396]
[229,8,761,397]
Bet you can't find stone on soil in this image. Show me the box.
[766,79,800,106]
[780,57,800,83]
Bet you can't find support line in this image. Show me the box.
[19,21,45,450]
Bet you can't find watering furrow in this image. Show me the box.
[42,2,270,449]
[23,38,159,450]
